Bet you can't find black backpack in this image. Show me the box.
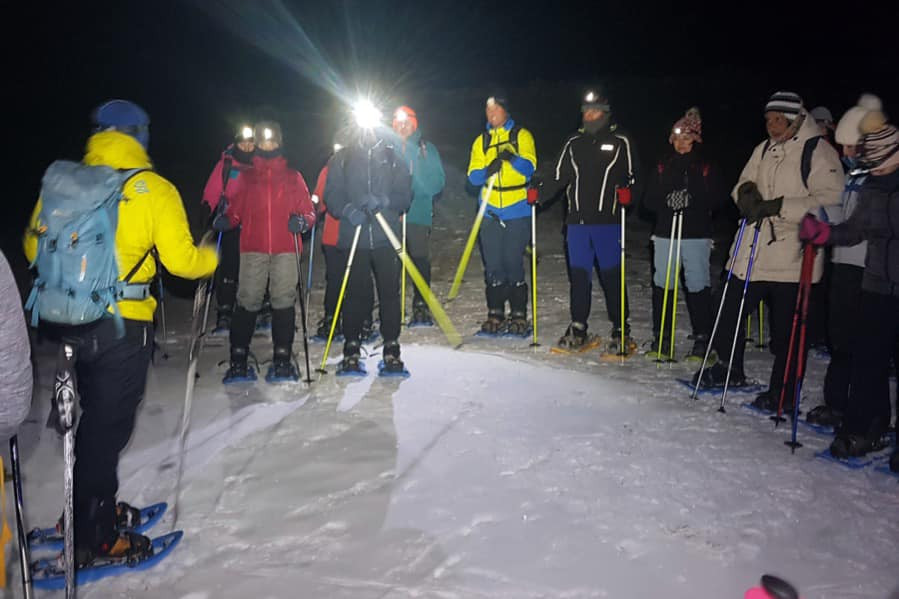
[481,125,521,155]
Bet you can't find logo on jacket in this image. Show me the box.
[600,144,614,152]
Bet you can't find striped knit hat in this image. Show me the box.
[765,91,803,121]
[859,123,899,168]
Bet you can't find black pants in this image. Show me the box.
[843,292,899,436]
[343,246,400,353]
[322,244,344,319]
[215,228,240,311]
[67,318,153,552]
[406,223,431,307]
[823,264,864,412]
[712,278,806,393]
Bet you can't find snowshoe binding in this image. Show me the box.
[552,322,600,354]
[408,302,434,328]
[337,342,366,377]
[378,343,410,377]
[601,328,637,360]
[691,361,747,390]
[505,311,531,337]
[313,315,343,342]
[76,530,154,569]
[477,311,506,336]
[266,348,299,383]
[223,347,256,384]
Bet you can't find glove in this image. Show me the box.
[497,149,516,162]
[288,213,310,234]
[212,213,231,232]
[616,186,632,207]
[485,157,503,177]
[798,213,831,245]
[665,188,691,211]
[342,205,368,227]
[362,193,389,214]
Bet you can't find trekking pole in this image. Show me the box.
[746,313,753,343]
[774,244,816,425]
[157,277,169,360]
[293,233,313,383]
[787,249,816,453]
[372,211,463,348]
[692,218,748,400]
[10,436,34,599]
[448,174,497,301]
[304,220,316,331]
[756,301,767,348]
[718,221,763,413]
[618,202,627,357]
[530,202,539,347]
[655,215,678,362]
[400,214,407,326]
[319,225,361,374]
[668,211,684,362]
[54,342,77,599]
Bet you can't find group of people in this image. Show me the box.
[5,84,898,573]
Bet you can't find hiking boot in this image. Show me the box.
[805,405,843,428]
[506,311,529,336]
[606,327,636,355]
[223,347,254,382]
[316,315,341,339]
[691,361,746,389]
[409,302,433,326]
[558,322,588,349]
[829,433,878,459]
[480,310,505,334]
[77,530,153,567]
[686,334,710,361]
[267,347,298,381]
[381,342,405,373]
[751,390,789,413]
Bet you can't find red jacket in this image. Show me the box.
[226,155,315,255]
[202,146,252,212]
[313,164,340,248]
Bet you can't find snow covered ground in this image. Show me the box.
[5,172,899,598]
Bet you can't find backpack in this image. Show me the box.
[481,125,521,154]
[25,160,152,336]
[760,136,820,189]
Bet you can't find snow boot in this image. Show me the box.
[379,341,409,376]
[77,530,153,567]
[558,321,588,349]
[223,346,256,383]
[480,310,506,334]
[685,334,711,362]
[805,405,843,428]
[337,341,365,376]
[751,389,788,413]
[605,326,636,356]
[506,310,530,336]
[266,347,299,382]
[691,361,746,389]
[409,300,433,326]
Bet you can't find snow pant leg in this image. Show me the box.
[823,264,864,412]
[500,218,530,287]
[322,244,344,319]
[761,282,804,397]
[342,249,374,353]
[236,253,271,313]
[566,225,594,324]
[679,238,712,292]
[406,224,431,307]
[72,318,153,553]
[843,292,898,436]
[479,216,506,287]
[267,253,298,311]
[590,226,627,332]
[215,228,240,313]
[711,278,764,378]
[371,246,402,345]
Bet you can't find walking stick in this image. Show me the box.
[401,214,407,325]
[656,215,678,362]
[293,233,313,383]
[448,174,497,300]
[530,202,539,347]
[319,225,361,373]
[668,211,684,361]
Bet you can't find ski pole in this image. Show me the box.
[668,211,684,362]
[305,220,316,331]
[787,249,815,453]
[319,225,361,373]
[718,221,763,413]
[656,215,678,362]
[293,233,313,383]
[530,202,539,347]
[54,342,77,599]
[692,218,748,400]
[372,211,462,348]
[774,244,816,424]
[401,214,407,326]
[618,202,627,356]
[746,313,753,343]
[157,276,169,360]
[9,436,33,599]
[448,174,497,301]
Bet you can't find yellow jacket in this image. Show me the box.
[466,120,536,219]
[24,131,217,322]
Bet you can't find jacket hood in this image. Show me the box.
[83,131,153,170]
[772,112,820,146]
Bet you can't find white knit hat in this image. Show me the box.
[835,93,883,146]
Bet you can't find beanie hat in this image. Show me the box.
[835,93,883,146]
[765,91,803,121]
[859,123,899,168]
[486,91,510,113]
[92,99,150,149]
[669,107,703,143]
[810,106,834,125]
[581,88,611,113]
[392,105,418,132]
[254,121,283,146]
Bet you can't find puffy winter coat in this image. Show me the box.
[201,145,253,212]
[324,139,413,251]
[467,119,537,221]
[821,166,867,267]
[0,250,31,442]
[642,150,724,239]
[391,129,446,227]
[312,163,340,248]
[23,131,217,322]
[728,115,843,283]
[546,122,639,225]
[829,168,899,297]
[225,154,315,255]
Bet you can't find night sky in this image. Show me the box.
[7,0,897,274]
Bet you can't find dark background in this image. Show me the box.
[8,0,898,290]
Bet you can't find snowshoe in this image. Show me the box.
[378,355,410,378]
[478,312,506,336]
[505,312,531,337]
[805,405,843,428]
[552,322,600,354]
[408,304,434,328]
[829,432,889,460]
[643,338,673,361]
[601,329,637,360]
[265,348,299,383]
[691,362,748,390]
[77,530,153,569]
[223,347,256,384]
[685,334,711,363]
[336,355,366,377]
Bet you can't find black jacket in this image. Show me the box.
[641,150,724,239]
[324,139,412,250]
[544,123,639,225]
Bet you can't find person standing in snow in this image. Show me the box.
[540,87,638,351]
[390,105,446,326]
[324,106,412,374]
[23,99,218,564]
[806,94,882,429]
[692,92,843,410]
[0,249,31,442]
[216,121,316,382]
[466,91,538,336]
[799,110,899,463]
[202,124,255,333]
[642,108,723,360]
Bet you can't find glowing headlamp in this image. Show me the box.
[585,91,597,103]
[239,125,254,141]
[394,108,408,122]
[333,143,343,153]
[673,127,683,135]
[263,128,274,141]
[486,96,497,107]
[352,99,382,129]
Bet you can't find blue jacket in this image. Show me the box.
[390,130,446,227]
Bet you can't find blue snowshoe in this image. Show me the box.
[223,347,257,384]
[265,348,299,383]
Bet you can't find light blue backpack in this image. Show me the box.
[25,160,152,336]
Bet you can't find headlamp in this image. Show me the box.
[239,125,254,141]
[394,108,408,122]
[585,91,596,103]
[333,143,343,153]
[673,127,683,135]
[486,97,497,107]
[352,99,382,129]
[263,128,274,141]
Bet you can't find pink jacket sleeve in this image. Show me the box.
[202,158,226,211]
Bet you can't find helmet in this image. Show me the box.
[91,99,150,149]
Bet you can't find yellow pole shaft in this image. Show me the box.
[320,225,361,371]
[448,175,497,301]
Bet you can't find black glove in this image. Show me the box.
[666,188,691,211]
[342,205,368,227]
[485,157,503,177]
[737,181,783,222]
[497,149,516,162]
[288,213,310,234]
[212,213,231,232]
[363,193,389,214]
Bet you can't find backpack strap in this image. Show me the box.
[800,136,821,189]
[481,125,520,155]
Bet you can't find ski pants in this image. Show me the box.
[823,264,864,412]
[566,224,629,331]
[843,292,899,436]
[215,228,240,313]
[652,236,711,292]
[322,244,343,319]
[406,223,431,307]
[67,318,153,553]
[236,252,297,312]
[343,246,401,354]
[478,215,529,287]
[711,279,809,394]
